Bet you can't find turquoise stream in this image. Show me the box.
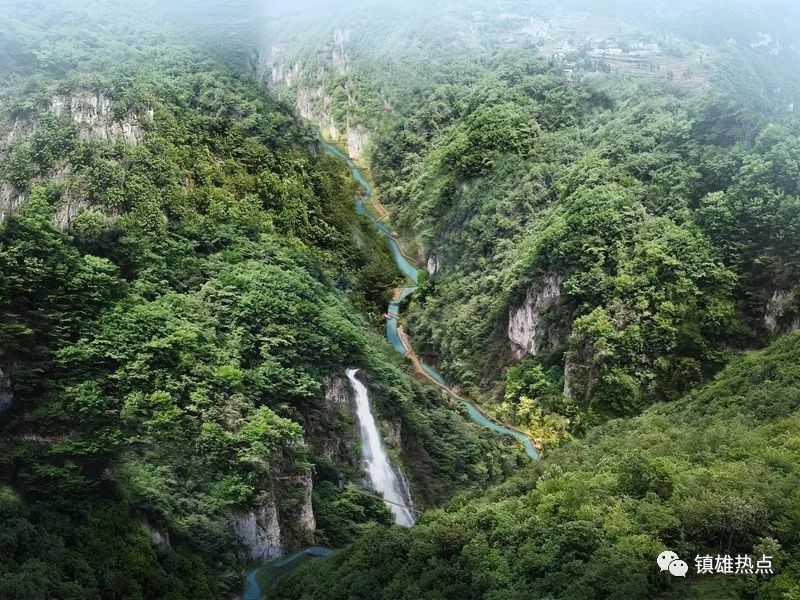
[243,547,334,600]
[324,141,539,462]
[242,139,538,599]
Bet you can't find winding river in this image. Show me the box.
[242,139,538,600]
[323,141,539,461]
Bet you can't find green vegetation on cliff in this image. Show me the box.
[3,2,800,599]
[0,3,522,598]
[264,2,800,438]
[278,331,800,599]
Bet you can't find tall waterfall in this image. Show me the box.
[346,369,415,526]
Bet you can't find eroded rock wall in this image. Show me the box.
[426,249,441,276]
[50,92,148,145]
[231,467,316,561]
[232,489,284,560]
[260,32,370,162]
[314,373,359,464]
[508,273,566,359]
[765,289,799,334]
[0,90,148,224]
[0,183,28,223]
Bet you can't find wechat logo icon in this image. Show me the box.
[658,550,689,577]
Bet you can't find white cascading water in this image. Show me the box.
[346,368,415,526]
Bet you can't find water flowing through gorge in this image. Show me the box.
[242,138,537,599]
[346,369,416,527]
[323,139,539,461]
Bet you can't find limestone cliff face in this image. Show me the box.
[231,471,315,561]
[270,58,302,88]
[232,489,284,560]
[50,175,119,231]
[294,83,370,161]
[149,527,171,548]
[508,273,566,360]
[260,31,370,162]
[346,124,368,162]
[323,373,348,407]
[0,116,35,156]
[0,183,28,224]
[284,471,316,545]
[0,90,148,224]
[311,373,357,463]
[229,372,362,560]
[383,419,403,449]
[562,355,579,401]
[49,92,149,145]
[297,86,340,141]
[765,289,799,334]
[426,249,442,276]
[0,91,148,157]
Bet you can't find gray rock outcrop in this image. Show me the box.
[232,490,284,560]
[0,90,149,223]
[346,124,368,161]
[765,289,799,334]
[508,273,565,359]
[313,373,357,463]
[50,92,148,145]
[426,249,441,276]
[0,183,28,223]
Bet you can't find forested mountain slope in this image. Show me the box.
[260,1,800,444]
[278,330,800,599]
[2,1,800,598]
[384,57,800,436]
[0,3,522,597]
[255,7,800,597]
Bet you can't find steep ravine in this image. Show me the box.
[258,30,371,163]
[241,139,539,599]
[322,140,540,461]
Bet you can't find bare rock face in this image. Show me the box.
[150,527,171,548]
[51,175,119,231]
[346,124,368,161]
[0,90,148,223]
[232,490,284,560]
[384,419,402,448]
[562,355,579,401]
[52,184,92,231]
[271,61,302,88]
[0,367,12,412]
[50,92,148,145]
[508,273,565,359]
[0,117,36,156]
[1,90,147,154]
[259,45,302,88]
[262,33,370,162]
[426,249,441,276]
[765,289,799,334]
[0,183,29,223]
[323,374,348,406]
[287,471,316,543]
[313,374,357,463]
[232,470,317,561]
[297,86,340,140]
